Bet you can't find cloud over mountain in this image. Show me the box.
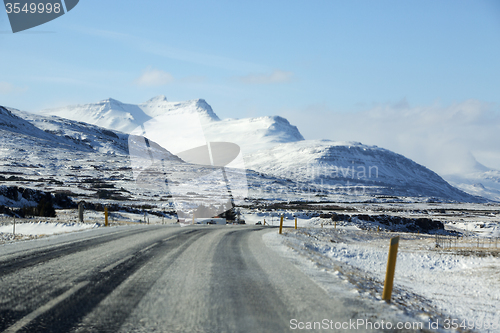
[135,67,174,86]
[282,99,500,175]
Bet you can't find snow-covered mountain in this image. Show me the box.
[245,140,482,201]
[39,95,223,134]
[202,115,304,154]
[0,105,295,208]
[1,105,58,142]
[139,95,220,121]
[39,98,149,133]
[12,108,130,155]
[1,97,489,203]
[39,96,304,154]
[0,106,180,201]
[444,169,500,202]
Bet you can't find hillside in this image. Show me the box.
[245,140,483,201]
[0,106,182,204]
[444,169,500,202]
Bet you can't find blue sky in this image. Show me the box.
[1,0,500,171]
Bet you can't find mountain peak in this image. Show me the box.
[144,95,168,104]
[139,98,220,121]
[100,98,123,105]
[40,98,150,133]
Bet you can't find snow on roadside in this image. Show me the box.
[265,228,500,333]
[446,221,500,238]
[0,221,101,238]
[0,208,177,245]
[241,209,321,227]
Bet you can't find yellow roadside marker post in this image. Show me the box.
[263,219,266,226]
[382,236,400,303]
[279,215,284,234]
[295,217,297,230]
[377,226,380,233]
[334,221,336,229]
[104,207,109,227]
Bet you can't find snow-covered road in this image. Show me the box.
[0,225,425,332]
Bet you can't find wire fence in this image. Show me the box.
[0,216,48,223]
[435,234,499,250]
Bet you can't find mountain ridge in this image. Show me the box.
[38,96,305,155]
[3,98,492,203]
[39,96,221,133]
[139,96,220,121]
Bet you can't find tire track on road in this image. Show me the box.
[13,229,209,333]
[208,228,289,333]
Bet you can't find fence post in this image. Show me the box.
[104,207,108,226]
[279,215,283,234]
[382,236,400,303]
[78,202,84,222]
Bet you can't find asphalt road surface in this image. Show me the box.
[0,225,419,332]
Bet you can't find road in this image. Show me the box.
[0,225,418,332]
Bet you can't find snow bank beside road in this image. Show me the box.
[266,228,500,333]
[0,221,100,236]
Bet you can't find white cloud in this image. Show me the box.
[237,70,294,84]
[0,82,26,95]
[282,99,500,175]
[135,67,174,86]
